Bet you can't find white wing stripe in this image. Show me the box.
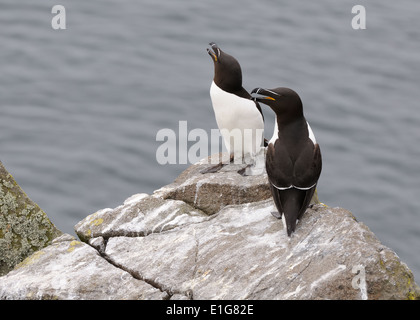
[271,182,317,191]
[307,121,316,145]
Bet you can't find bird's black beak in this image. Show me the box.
[207,42,220,63]
[251,88,276,102]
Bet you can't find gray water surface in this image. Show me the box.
[1,0,420,280]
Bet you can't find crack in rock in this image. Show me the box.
[75,194,211,244]
[84,235,173,299]
[85,234,192,300]
[98,250,192,300]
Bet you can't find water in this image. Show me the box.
[1,0,420,281]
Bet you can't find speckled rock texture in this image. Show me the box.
[0,233,165,300]
[0,156,419,300]
[154,153,319,214]
[0,160,62,276]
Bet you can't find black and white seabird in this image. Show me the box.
[251,87,322,236]
[202,42,265,175]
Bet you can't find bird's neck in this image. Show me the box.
[276,116,307,143]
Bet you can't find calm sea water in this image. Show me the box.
[1,0,420,280]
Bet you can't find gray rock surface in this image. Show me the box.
[0,160,62,276]
[155,153,318,215]
[0,233,165,300]
[74,193,209,242]
[0,157,419,300]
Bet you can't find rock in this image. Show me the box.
[74,193,209,242]
[0,160,62,276]
[0,157,418,300]
[154,153,319,215]
[0,234,165,300]
[95,201,420,300]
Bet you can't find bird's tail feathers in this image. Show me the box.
[281,188,306,237]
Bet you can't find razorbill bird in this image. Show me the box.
[251,87,322,236]
[202,42,265,175]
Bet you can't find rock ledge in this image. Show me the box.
[0,156,419,300]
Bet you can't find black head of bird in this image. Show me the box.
[207,42,243,93]
[251,87,303,122]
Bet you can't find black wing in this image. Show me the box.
[266,138,322,236]
[294,142,322,189]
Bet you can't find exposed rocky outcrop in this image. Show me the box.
[0,155,419,300]
[155,154,319,215]
[0,160,62,276]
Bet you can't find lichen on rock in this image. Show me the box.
[0,160,62,276]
